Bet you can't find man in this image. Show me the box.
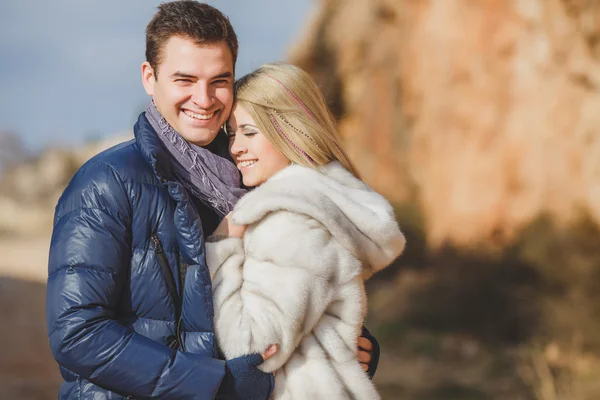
[46,2,378,399]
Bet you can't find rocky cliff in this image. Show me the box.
[290,0,600,250]
[290,2,600,397]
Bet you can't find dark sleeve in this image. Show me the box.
[46,161,225,399]
[361,326,381,379]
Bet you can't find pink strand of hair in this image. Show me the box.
[265,74,316,119]
[268,113,316,165]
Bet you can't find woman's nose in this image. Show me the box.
[229,135,247,156]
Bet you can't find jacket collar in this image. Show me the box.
[133,111,232,183]
[134,111,173,181]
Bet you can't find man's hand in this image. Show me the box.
[357,337,373,372]
[262,344,279,377]
[261,344,278,361]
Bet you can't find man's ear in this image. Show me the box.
[141,61,156,96]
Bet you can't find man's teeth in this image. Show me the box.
[239,160,257,168]
[184,110,215,120]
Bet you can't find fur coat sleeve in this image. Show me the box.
[206,210,362,373]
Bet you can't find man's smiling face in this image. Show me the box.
[142,36,234,146]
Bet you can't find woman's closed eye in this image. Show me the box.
[227,130,258,139]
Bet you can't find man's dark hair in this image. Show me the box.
[145,1,239,75]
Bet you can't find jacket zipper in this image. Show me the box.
[151,235,185,351]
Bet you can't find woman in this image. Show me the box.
[207,63,405,399]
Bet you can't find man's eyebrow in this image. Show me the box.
[212,71,233,80]
[169,71,233,80]
[170,71,197,79]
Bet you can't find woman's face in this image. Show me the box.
[227,103,290,187]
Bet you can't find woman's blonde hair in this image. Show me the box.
[233,62,359,177]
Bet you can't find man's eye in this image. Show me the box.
[175,79,191,83]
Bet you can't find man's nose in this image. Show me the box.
[192,83,214,109]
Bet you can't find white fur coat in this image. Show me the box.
[206,162,405,400]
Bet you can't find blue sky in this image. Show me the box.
[0,0,314,151]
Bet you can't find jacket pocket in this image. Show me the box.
[151,234,184,351]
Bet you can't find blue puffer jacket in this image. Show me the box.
[46,113,268,399]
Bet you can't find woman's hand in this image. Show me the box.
[212,212,247,238]
[357,337,373,372]
[227,214,247,238]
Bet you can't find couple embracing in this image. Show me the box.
[46,2,405,399]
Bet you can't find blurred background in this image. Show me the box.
[2,0,600,399]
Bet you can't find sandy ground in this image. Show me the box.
[0,236,50,282]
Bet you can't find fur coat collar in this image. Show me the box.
[231,161,405,278]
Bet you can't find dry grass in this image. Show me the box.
[518,339,600,400]
[0,277,61,399]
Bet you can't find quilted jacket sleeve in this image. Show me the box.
[206,212,363,373]
[46,161,225,399]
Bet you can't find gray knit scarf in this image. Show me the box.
[145,101,246,217]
